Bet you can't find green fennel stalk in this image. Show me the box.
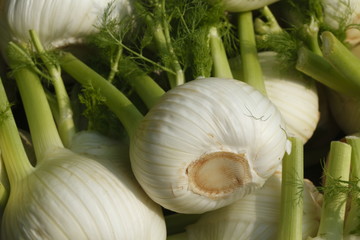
[209,26,233,79]
[7,43,64,161]
[344,136,360,237]
[278,137,304,240]
[0,74,33,194]
[296,47,360,96]
[321,31,360,91]
[237,11,267,95]
[29,30,76,147]
[314,141,352,240]
[58,52,144,138]
[0,77,29,211]
[118,57,165,108]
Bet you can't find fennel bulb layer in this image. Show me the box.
[130,77,288,214]
[185,172,322,240]
[322,0,360,47]
[0,0,132,51]
[230,51,320,144]
[1,146,166,240]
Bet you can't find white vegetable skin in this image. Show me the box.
[259,52,319,143]
[231,51,320,144]
[211,0,280,12]
[322,0,360,47]
[2,145,166,240]
[130,77,288,214]
[0,0,132,50]
[185,172,322,240]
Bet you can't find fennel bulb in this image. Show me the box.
[210,0,280,12]
[130,77,288,214]
[0,0,132,52]
[185,171,322,240]
[322,0,360,48]
[59,53,288,214]
[230,51,320,143]
[2,147,166,240]
[0,50,166,239]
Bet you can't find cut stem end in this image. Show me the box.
[186,151,252,199]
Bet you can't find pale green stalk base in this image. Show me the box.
[344,136,360,237]
[0,76,33,185]
[59,52,143,138]
[321,31,360,94]
[237,11,267,95]
[30,30,75,147]
[316,141,352,240]
[209,26,233,79]
[131,74,165,108]
[7,43,64,162]
[120,58,165,109]
[304,17,322,56]
[278,137,304,240]
[296,47,360,97]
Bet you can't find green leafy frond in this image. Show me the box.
[257,30,300,70]
[317,174,353,205]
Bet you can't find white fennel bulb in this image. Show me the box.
[230,51,320,143]
[210,0,280,12]
[322,0,360,47]
[0,52,166,239]
[130,77,289,214]
[2,147,166,240]
[185,171,322,240]
[69,131,167,240]
[0,0,132,51]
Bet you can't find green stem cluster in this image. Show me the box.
[29,30,76,147]
[297,31,360,97]
[59,52,144,138]
[0,76,33,185]
[296,47,360,96]
[321,31,360,92]
[8,43,64,162]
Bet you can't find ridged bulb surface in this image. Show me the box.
[322,0,360,47]
[186,172,322,240]
[0,0,131,50]
[130,77,288,214]
[231,51,320,144]
[1,147,166,240]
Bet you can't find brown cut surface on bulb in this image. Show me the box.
[186,151,252,199]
